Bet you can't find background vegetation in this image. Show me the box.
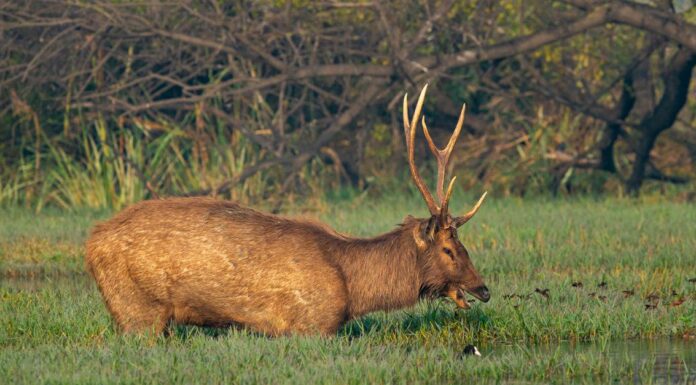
[1,0,696,211]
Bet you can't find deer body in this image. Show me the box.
[86,198,429,335]
[86,85,491,336]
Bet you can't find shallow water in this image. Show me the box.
[490,338,696,384]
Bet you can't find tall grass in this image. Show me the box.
[4,107,693,212]
[2,119,294,211]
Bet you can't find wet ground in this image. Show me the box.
[490,338,696,384]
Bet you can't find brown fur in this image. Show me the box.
[85,197,488,336]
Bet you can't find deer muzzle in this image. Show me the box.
[469,285,490,302]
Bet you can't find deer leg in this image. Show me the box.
[96,274,171,335]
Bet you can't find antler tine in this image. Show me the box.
[454,191,488,227]
[439,176,457,221]
[403,85,439,215]
[421,103,466,205]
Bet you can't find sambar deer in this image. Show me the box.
[85,85,490,336]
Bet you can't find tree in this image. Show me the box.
[1,0,694,201]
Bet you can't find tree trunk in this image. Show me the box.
[626,48,696,195]
[598,71,636,172]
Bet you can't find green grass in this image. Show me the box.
[1,194,695,384]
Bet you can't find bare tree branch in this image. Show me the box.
[564,0,696,51]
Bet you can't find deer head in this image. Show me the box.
[403,84,489,309]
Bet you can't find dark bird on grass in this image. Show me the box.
[462,345,481,357]
[534,288,550,299]
[571,281,583,288]
[645,293,660,302]
[622,289,635,298]
[597,281,607,289]
[644,292,660,310]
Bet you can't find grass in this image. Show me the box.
[1,193,695,384]
[1,122,277,211]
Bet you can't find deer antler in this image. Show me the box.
[403,85,439,215]
[421,103,465,205]
[403,84,487,224]
[439,176,457,219]
[454,192,487,227]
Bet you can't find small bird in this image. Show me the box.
[462,344,481,357]
[645,292,660,302]
[534,288,550,299]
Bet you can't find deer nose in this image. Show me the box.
[473,285,490,302]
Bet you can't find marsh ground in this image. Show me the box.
[1,194,694,384]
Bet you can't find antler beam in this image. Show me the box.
[403,85,440,215]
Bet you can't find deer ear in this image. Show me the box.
[426,216,438,240]
[413,217,438,249]
[412,223,428,250]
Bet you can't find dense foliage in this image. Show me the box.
[1,1,695,209]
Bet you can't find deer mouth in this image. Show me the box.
[445,286,471,309]
[446,284,490,309]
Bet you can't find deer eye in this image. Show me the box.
[443,247,455,259]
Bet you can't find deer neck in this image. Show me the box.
[327,225,421,319]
